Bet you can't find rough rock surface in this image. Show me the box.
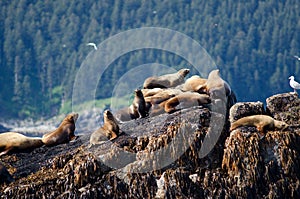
[1,93,300,198]
[229,101,265,123]
[266,92,300,126]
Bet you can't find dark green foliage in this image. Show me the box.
[0,0,299,118]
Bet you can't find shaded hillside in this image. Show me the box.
[0,0,300,118]
[1,92,300,198]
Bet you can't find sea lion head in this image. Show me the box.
[178,68,190,77]
[208,69,220,79]
[64,112,79,141]
[104,110,114,121]
[274,120,289,130]
[134,89,144,98]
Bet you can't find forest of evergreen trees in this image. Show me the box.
[0,0,299,118]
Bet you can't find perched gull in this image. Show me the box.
[289,76,300,93]
[294,55,300,61]
[87,42,97,50]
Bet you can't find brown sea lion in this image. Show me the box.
[141,88,163,97]
[145,88,183,105]
[200,69,227,97]
[200,69,237,108]
[42,113,79,146]
[143,68,190,89]
[181,75,207,92]
[0,132,43,156]
[230,115,288,132]
[116,89,148,122]
[89,110,120,146]
[164,92,211,113]
[130,89,147,118]
[149,101,167,117]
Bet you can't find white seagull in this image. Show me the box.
[294,55,300,61]
[289,76,300,93]
[87,42,97,50]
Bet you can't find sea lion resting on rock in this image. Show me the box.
[164,92,211,113]
[90,110,120,146]
[42,113,79,146]
[0,132,43,156]
[145,88,183,105]
[116,89,147,122]
[143,68,190,89]
[180,75,207,92]
[145,88,183,116]
[130,89,147,118]
[230,115,288,132]
[141,88,163,97]
[200,69,237,108]
[148,100,168,117]
[201,69,228,98]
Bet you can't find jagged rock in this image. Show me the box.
[229,101,265,123]
[266,92,300,125]
[1,93,300,198]
[222,128,300,198]
[0,162,13,184]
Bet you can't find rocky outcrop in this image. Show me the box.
[1,93,300,198]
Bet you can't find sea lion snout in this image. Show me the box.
[71,113,79,123]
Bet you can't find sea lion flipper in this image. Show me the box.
[0,148,11,156]
[109,132,118,140]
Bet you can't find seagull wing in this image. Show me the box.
[87,43,97,50]
[294,55,300,60]
[291,80,300,89]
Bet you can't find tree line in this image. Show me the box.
[0,0,299,118]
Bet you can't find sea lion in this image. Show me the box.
[149,101,167,117]
[181,75,207,92]
[141,88,163,97]
[200,69,237,108]
[130,89,147,118]
[89,110,120,146]
[164,92,211,113]
[42,113,79,146]
[143,68,190,89]
[200,69,227,98]
[116,89,147,122]
[145,88,183,105]
[230,115,288,132]
[0,132,44,156]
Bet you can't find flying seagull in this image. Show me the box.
[87,42,97,50]
[289,76,300,93]
[294,55,300,61]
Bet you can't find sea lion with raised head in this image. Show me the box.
[116,89,148,122]
[143,68,190,89]
[42,113,79,146]
[164,92,211,113]
[130,89,147,118]
[0,132,43,156]
[89,110,120,146]
[230,115,288,132]
[200,69,237,108]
